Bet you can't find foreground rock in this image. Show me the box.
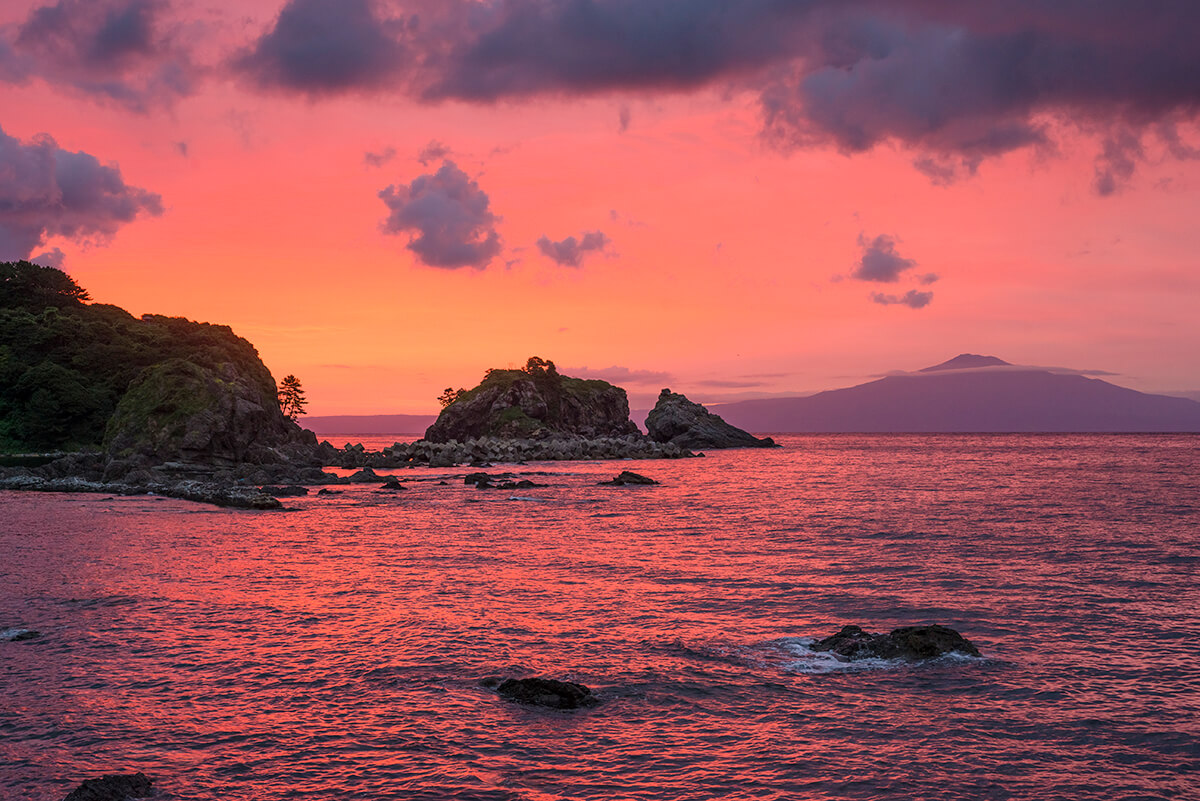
[426,357,639,442]
[599,471,659,486]
[0,475,281,509]
[330,434,694,469]
[2,627,40,641]
[493,677,597,709]
[813,624,981,661]
[646,389,776,449]
[63,772,153,801]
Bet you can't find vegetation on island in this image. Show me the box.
[0,260,284,453]
[277,375,307,421]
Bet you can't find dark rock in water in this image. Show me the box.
[464,472,495,485]
[646,388,776,449]
[63,772,153,801]
[316,488,342,495]
[2,628,40,641]
[599,470,659,486]
[345,467,380,483]
[813,624,981,661]
[379,476,406,490]
[425,359,640,442]
[495,677,597,709]
[260,485,308,497]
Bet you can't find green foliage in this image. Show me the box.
[0,261,281,453]
[277,374,307,421]
[437,386,466,408]
[0,261,89,310]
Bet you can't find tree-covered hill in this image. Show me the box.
[0,260,280,452]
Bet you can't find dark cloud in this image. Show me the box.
[853,234,917,283]
[535,230,611,267]
[364,146,397,167]
[5,0,196,111]
[378,160,501,269]
[565,365,673,385]
[871,289,933,309]
[225,0,1200,191]
[235,0,406,96]
[0,125,163,260]
[416,140,451,165]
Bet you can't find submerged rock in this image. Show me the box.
[260,485,308,497]
[63,772,153,801]
[379,476,407,490]
[2,627,40,641]
[813,624,981,661]
[495,677,597,709]
[646,388,776,449]
[599,471,659,486]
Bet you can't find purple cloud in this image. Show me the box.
[417,140,451,166]
[871,289,934,309]
[4,0,197,111]
[378,160,502,269]
[235,0,406,96]
[364,146,396,167]
[853,234,917,283]
[535,230,611,267]
[565,365,673,385]
[0,125,163,260]
[221,1,1200,191]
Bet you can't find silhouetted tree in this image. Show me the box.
[277,375,307,421]
[438,387,466,408]
[523,356,557,377]
[0,261,90,310]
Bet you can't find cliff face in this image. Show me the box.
[646,389,776,449]
[424,363,639,443]
[105,359,318,467]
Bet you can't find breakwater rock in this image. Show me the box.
[813,624,981,661]
[331,434,695,468]
[0,474,282,509]
[62,772,153,801]
[647,389,777,449]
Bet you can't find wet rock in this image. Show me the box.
[63,772,153,801]
[316,488,342,495]
[2,628,40,641]
[599,471,659,486]
[813,624,981,661]
[495,677,597,709]
[260,485,309,497]
[646,388,776,449]
[345,467,380,483]
[379,476,407,490]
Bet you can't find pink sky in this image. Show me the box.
[3,0,1199,413]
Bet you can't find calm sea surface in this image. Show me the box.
[2,435,1198,800]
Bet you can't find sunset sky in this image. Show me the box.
[2,0,1198,414]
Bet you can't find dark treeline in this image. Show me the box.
[0,260,277,452]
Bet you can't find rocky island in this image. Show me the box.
[1,262,776,506]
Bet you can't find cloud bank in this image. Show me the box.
[378,160,502,269]
[0,125,163,260]
[223,0,1200,190]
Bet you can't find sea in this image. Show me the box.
[1,434,1198,801]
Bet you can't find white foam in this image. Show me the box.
[1,628,33,641]
[770,637,982,674]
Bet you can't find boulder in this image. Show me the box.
[260,485,308,497]
[494,677,597,709]
[646,389,776,449]
[599,470,659,486]
[2,628,40,641]
[63,772,153,801]
[812,624,981,661]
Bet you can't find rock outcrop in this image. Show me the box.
[493,677,597,709]
[599,471,659,486]
[812,624,981,661]
[646,389,776,449]
[63,772,153,801]
[105,358,318,469]
[425,359,639,443]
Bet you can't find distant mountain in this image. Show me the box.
[300,414,437,435]
[706,355,1200,433]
